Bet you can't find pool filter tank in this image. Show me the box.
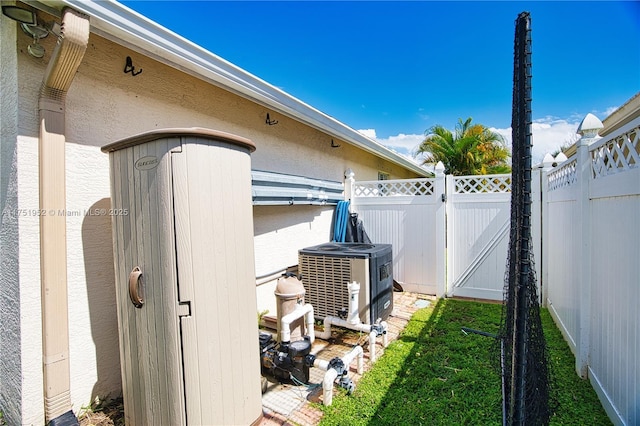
[260,273,314,384]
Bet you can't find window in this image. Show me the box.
[377,171,390,196]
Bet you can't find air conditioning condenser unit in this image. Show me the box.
[298,243,393,325]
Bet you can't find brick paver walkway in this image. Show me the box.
[257,291,430,426]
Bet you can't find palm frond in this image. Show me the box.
[414,117,511,175]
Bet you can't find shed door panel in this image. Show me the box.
[111,137,185,425]
[172,139,263,425]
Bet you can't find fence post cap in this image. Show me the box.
[344,168,355,179]
[542,153,555,168]
[577,113,603,138]
[554,152,568,164]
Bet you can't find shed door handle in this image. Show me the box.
[129,266,144,308]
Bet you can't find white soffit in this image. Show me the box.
[46,0,429,177]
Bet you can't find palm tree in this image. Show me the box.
[415,117,511,175]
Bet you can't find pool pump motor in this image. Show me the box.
[259,332,315,384]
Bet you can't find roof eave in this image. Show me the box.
[52,0,429,176]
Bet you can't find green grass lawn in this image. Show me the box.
[318,298,611,426]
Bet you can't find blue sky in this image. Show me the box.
[121,1,639,163]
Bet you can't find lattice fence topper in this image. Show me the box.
[353,178,435,197]
[547,158,577,191]
[454,175,512,194]
[591,125,639,179]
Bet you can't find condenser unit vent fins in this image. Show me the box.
[299,254,351,320]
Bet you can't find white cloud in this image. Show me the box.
[603,106,619,117]
[357,129,377,139]
[377,133,425,155]
[363,111,613,170]
[358,129,429,169]
[359,130,425,158]
[491,117,582,164]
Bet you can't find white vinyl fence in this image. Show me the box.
[349,169,512,301]
[348,173,446,297]
[445,174,511,300]
[543,117,639,426]
[348,116,638,425]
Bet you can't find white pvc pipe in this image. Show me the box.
[381,321,389,348]
[368,330,377,362]
[347,281,360,325]
[315,315,387,361]
[322,368,338,406]
[315,345,364,406]
[313,358,329,371]
[314,281,388,361]
[305,307,316,344]
[343,344,364,375]
[280,303,315,343]
[315,316,333,340]
[315,315,373,339]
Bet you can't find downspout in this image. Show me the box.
[38,7,89,424]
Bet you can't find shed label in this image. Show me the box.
[135,156,159,171]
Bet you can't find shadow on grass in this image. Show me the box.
[371,299,503,425]
[319,298,503,425]
[319,298,611,426]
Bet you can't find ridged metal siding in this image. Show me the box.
[251,170,343,205]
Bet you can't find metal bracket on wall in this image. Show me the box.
[124,56,142,76]
[265,113,278,125]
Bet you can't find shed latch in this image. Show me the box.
[177,302,191,317]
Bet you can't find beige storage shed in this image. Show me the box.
[102,128,263,425]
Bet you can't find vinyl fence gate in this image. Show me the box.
[350,172,520,301]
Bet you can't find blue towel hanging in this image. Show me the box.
[333,200,350,242]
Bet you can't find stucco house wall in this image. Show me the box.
[1,3,425,424]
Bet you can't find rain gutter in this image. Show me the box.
[38,7,89,424]
[51,0,429,177]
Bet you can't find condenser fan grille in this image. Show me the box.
[299,254,351,320]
